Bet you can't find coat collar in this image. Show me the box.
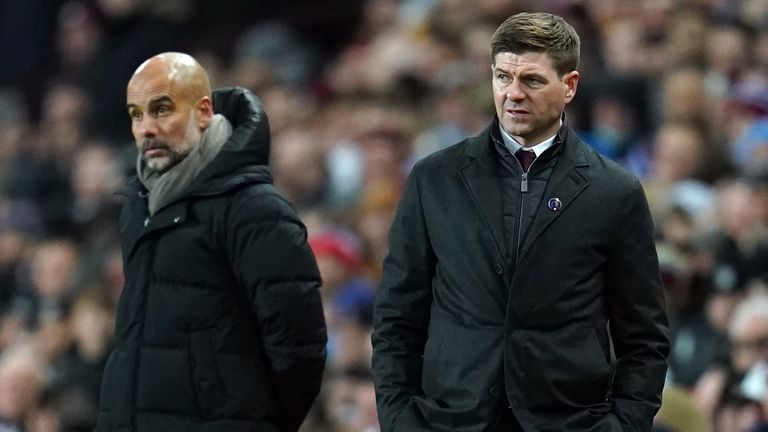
[460,115,590,260]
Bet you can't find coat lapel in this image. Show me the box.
[460,129,507,259]
[520,133,590,258]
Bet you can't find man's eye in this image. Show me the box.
[496,74,508,81]
[157,106,169,115]
[130,111,142,121]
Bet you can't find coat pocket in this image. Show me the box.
[523,327,612,407]
[189,330,226,418]
[420,322,447,395]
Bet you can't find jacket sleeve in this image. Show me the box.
[226,186,326,432]
[371,166,436,432]
[605,179,670,432]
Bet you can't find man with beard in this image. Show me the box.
[95,52,326,432]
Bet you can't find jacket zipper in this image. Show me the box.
[516,151,535,264]
[516,171,527,265]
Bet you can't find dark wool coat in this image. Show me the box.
[96,88,326,432]
[372,121,669,432]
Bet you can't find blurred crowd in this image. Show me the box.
[0,0,768,431]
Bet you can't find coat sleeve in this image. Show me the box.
[605,179,670,432]
[226,186,326,432]
[371,166,436,432]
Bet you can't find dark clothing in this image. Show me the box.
[493,126,559,271]
[668,312,730,388]
[372,119,669,432]
[3,153,72,236]
[496,407,525,431]
[748,423,768,432]
[96,88,326,432]
[712,232,768,292]
[51,344,110,405]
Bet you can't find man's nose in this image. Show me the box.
[139,116,158,137]
[506,80,525,101]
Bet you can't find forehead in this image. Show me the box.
[127,64,182,106]
[493,51,556,72]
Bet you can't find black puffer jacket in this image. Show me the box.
[95,88,327,432]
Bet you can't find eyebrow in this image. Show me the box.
[149,96,174,106]
[127,95,174,111]
[493,66,547,79]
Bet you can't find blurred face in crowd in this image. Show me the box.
[653,123,703,183]
[127,53,212,174]
[718,181,760,241]
[31,240,78,299]
[73,144,120,199]
[730,313,768,373]
[661,68,705,122]
[272,129,327,207]
[706,26,748,77]
[0,351,43,422]
[492,51,578,146]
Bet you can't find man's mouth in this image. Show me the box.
[506,108,529,116]
[144,148,166,158]
[142,141,169,158]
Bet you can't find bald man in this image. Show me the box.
[95,53,327,432]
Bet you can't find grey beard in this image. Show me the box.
[144,145,195,174]
[137,114,232,214]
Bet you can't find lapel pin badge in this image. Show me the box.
[547,197,562,212]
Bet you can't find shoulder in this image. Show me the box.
[573,135,644,195]
[225,182,301,224]
[410,132,486,177]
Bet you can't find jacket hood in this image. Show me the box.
[184,87,273,195]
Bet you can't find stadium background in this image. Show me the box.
[0,0,767,431]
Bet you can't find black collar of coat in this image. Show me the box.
[467,113,588,168]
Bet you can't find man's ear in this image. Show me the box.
[563,71,580,103]
[196,96,213,130]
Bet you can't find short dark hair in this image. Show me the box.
[490,12,580,76]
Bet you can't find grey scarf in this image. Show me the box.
[137,114,232,215]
